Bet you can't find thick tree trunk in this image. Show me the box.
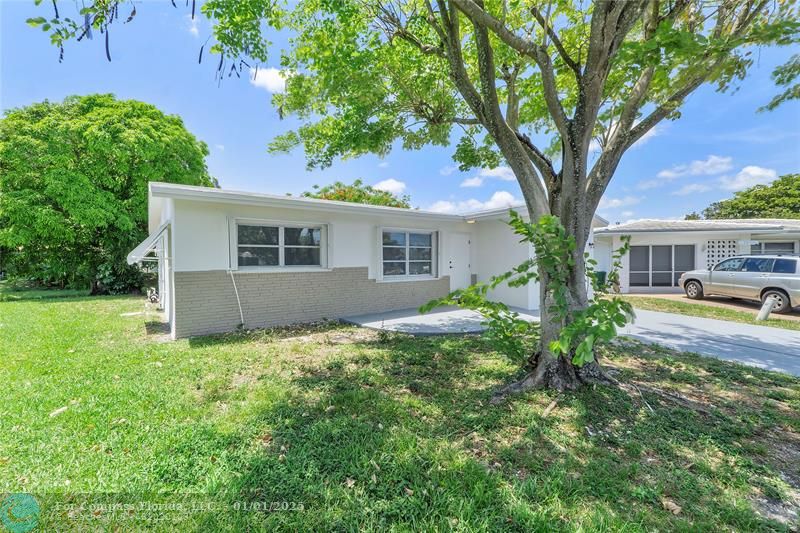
[493,250,614,400]
[492,191,615,401]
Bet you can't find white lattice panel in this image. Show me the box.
[706,240,739,269]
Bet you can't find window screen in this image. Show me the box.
[764,242,795,254]
[629,246,649,287]
[674,245,695,285]
[630,246,649,271]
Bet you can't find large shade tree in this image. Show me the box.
[35,0,800,389]
[0,94,216,293]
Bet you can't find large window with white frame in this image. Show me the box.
[236,222,323,268]
[382,230,436,278]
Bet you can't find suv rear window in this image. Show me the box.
[772,258,797,274]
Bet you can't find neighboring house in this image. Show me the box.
[593,219,800,293]
[128,182,607,338]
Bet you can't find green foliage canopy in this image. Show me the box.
[700,174,800,219]
[302,178,411,208]
[0,94,216,292]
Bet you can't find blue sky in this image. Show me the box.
[2,1,798,222]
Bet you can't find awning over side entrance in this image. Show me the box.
[127,221,170,265]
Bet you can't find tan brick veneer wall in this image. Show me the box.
[172,267,450,338]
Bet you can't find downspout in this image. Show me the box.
[228,270,245,328]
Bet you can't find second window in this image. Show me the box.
[382,230,434,278]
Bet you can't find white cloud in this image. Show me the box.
[439,165,458,176]
[479,166,516,181]
[657,155,733,179]
[718,166,778,191]
[598,195,643,209]
[671,183,712,196]
[458,166,516,188]
[636,179,661,190]
[373,178,406,195]
[632,125,660,148]
[428,191,521,214]
[185,15,199,37]
[621,210,635,218]
[249,67,286,93]
[378,161,389,168]
[460,176,484,188]
[215,144,225,151]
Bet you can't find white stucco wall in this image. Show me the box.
[472,218,538,309]
[159,194,610,313]
[169,199,477,283]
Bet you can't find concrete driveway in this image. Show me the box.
[345,306,800,376]
[622,309,800,376]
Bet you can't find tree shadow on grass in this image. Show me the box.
[153,329,798,530]
[187,320,348,349]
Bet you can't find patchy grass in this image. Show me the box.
[620,295,800,332]
[1,294,798,531]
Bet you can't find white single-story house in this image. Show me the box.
[128,182,607,338]
[593,219,800,293]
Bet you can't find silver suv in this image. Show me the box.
[678,255,799,313]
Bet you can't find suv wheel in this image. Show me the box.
[684,280,704,300]
[762,290,791,314]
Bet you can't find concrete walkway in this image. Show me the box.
[344,306,800,376]
[343,306,539,336]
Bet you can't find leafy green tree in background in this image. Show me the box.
[33,1,800,390]
[688,174,800,219]
[302,179,411,208]
[0,94,216,293]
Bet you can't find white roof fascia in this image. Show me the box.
[149,182,464,222]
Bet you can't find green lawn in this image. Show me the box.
[619,295,800,332]
[1,293,798,531]
[0,280,88,301]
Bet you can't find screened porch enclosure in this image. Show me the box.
[629,244,696,288]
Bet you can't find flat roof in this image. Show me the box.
[594,218,800,235]
[150,182,610,225]
[151,182,463,221]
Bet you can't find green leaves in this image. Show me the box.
[25,16,47,28]
[700,174,800,220]
[0,94,216,291]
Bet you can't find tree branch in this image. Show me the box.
[530,5,581,78]
[451,0,570,137]
[515,131,557,184]
[467,0,550,217]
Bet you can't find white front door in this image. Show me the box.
[447,232,471,290]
